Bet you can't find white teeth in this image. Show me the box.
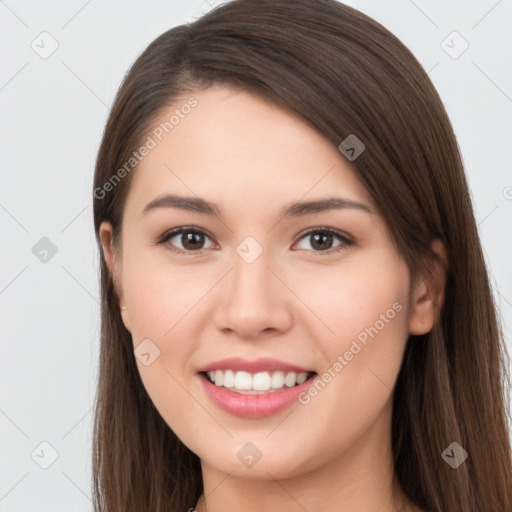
[271,371,285,389]
[253,371,271,390]
[223,369,235,388]
[234,371,252,390]
[284,372,297,387]
[205,369,311,392]
[296,372,308,384]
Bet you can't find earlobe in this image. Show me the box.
[408,238,448,335]
[120,305,131,333]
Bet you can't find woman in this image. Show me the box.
[91,1,512,510]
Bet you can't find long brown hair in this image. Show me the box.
[91,1,512,510]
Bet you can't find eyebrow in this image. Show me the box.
[141,194,375,218]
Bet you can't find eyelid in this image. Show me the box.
[295,226,353,245]
[154,225,213,246]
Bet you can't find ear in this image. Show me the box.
[99,221,131,332]
[408,238,448,335]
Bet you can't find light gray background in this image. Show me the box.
[1,0,511,510]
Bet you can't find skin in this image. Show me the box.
[99,85,446,512]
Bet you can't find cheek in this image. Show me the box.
[298,256,410,404]
[284,261,410,462]
[121,256,203,424]
[291,254,409,348]
[121,242,208,340]
[119,247,205,401]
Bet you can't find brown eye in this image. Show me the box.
[180,231,206,250]
[158,227,215,254]
[310,232,334,250]
[294,228,353,253]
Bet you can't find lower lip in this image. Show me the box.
[198,373,316,418]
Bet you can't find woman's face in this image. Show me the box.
[100,85,434,480]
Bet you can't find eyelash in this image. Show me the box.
[154,226,354,256]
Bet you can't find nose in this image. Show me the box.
[212,246,294,339]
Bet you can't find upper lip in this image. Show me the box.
[197,357,315,374]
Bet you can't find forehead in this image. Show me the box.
[123,85,376,221]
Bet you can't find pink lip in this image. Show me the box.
[198,372,316,418]
[197,357,313,374]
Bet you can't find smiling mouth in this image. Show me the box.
[200,369,317,394]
